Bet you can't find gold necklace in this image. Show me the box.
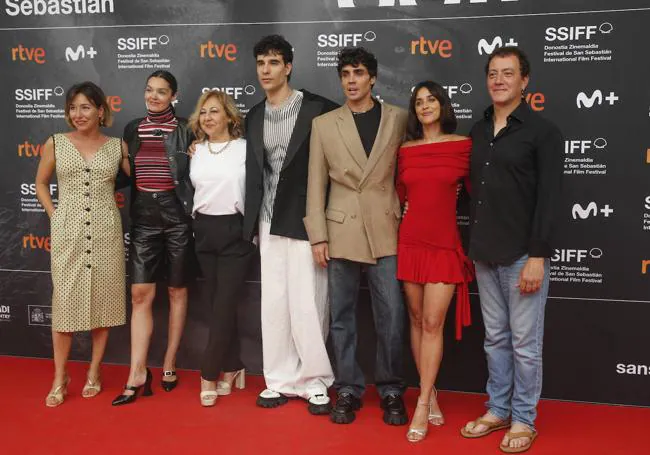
[207,139,231,155]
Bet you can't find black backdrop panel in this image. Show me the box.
[1,0,648,406]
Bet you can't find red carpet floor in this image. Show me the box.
[2,356,649,455]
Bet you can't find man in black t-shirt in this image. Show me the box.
[305,47,408,426]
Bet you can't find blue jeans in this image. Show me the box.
[328,256,405,399]
[474,255,549,430]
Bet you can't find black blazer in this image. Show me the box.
[243,89,338,241]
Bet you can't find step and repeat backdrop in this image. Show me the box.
[1,0,649,406]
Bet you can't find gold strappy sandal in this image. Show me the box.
[82,374,102,398]
[406,400,430,443]
[45,377,70,408]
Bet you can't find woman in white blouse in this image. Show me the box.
[188,90,254,407]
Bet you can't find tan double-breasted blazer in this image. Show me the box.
[304,102,407,264]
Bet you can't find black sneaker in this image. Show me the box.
[307,393,331,415]
[256,389,289,408]
[330,392,362,424]
[380,393,408,426]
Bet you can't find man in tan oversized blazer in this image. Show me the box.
[304,47,408,426]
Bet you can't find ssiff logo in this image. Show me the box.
[65,45,97,62]
[552,248,602,263]
[117,35,169,51]
[15,86,64,101]
[565,137,607,154]
[202,85,256,100]
[318,31,376,48]
[576,90,619,109]
[545,23,614,42]
[11,44,46,64]
[571,202,613,220]
[477,36,518,55]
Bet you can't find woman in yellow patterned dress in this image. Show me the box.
[35,82,130,407]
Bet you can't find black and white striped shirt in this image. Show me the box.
[261,90,303,223]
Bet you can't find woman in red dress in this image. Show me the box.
[397,81,473,442]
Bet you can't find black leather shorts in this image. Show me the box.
[130,190,194,287]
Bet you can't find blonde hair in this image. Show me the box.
[188,90,243,142]
[64,81,113,129]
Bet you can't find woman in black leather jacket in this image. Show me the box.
[113,70,195,406]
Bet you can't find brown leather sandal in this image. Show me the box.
[500,428,538,453]
[460,416,511,438]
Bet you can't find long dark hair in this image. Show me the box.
[406,81,457,141]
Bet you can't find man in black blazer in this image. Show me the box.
[244,35,337,415]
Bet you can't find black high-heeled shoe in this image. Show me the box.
[112,368,153,406]
[161,370,178,392]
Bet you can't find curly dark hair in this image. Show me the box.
[253,34,294,81]
[336,47,378,83]
[485,46,530,78]
[406,81,457,141]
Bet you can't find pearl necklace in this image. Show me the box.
[207,139,231,155]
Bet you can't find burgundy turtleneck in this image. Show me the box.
[135,105,178,192]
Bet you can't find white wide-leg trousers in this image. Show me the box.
[258,221,334,399]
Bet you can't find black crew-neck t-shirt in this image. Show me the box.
[352,99,381,156]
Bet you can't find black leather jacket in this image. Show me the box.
[122,117,195,216]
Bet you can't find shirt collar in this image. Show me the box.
[483,101,531,123]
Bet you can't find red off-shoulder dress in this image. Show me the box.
[396,138,474,340]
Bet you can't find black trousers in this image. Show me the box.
[193,213,255,381]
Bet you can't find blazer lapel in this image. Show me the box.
[336,107,368,170]
[360,103,395,186]
[248,105,265,171]
[281,95,322,171]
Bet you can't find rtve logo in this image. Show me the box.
[15,86,64,101]
[65,45,97,62]
[545,23,614,42]
[477,36,518,55]
[199,41,237,61]
[571,202,613,220]
[552,248,602,264]
[410,37,452,58]
[23,234,51,252]
[576,90,619,109]
[5,0,115,17]
[17,141,45,157]
[642,260,650,274]
[524,92,545,112]
[565,137,607,154]
[318,31,376,48]
[201,85,256,101]
[117,35,169,51]
[106,95,122,112]
[11,44,46,64]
